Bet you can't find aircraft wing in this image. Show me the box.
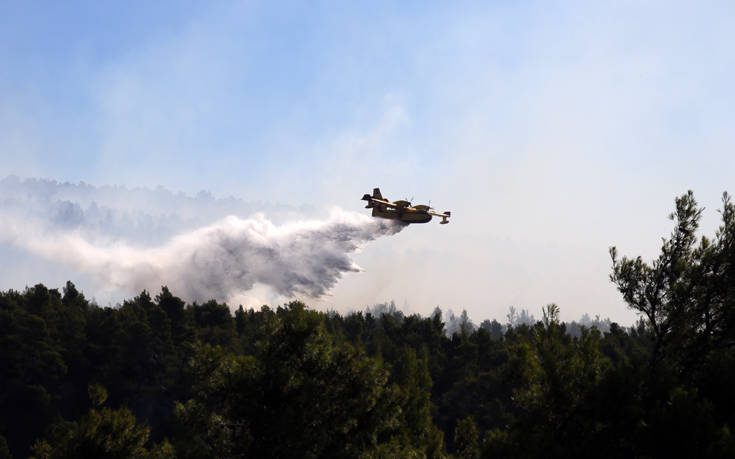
[428,209,451,224]
[369,198,400,209]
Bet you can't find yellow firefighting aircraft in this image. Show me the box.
[361,188,451,224]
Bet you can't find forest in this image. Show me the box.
[1,191,734,458]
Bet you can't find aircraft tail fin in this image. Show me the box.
[361,193,373,208]
[362,188,383,208]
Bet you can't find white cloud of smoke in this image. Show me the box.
[0,176,406,305]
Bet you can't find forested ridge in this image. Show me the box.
[2,191,735,458]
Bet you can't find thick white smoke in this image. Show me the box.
[2,205,406,304]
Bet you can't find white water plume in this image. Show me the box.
[1,208,406,304]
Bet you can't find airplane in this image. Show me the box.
[361,188,451,224]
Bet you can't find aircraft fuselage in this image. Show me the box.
[371,207,432,224]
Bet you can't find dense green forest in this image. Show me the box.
[1,191,734,458]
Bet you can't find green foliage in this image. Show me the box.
[30,406,171,459]
[608,191,735,457]
[88,384,109,407]
[611,191,735,372]
[453,417,480,459]
[493,305,613,457]
[174,302,410,457]
[390,347,445,456]
[0,435,10,459]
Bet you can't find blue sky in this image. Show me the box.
[1,1,734,322]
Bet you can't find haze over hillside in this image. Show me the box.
[3,1,734,323]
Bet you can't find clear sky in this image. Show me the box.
[1,1,734,323]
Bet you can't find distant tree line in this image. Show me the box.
[1,191,734,458]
